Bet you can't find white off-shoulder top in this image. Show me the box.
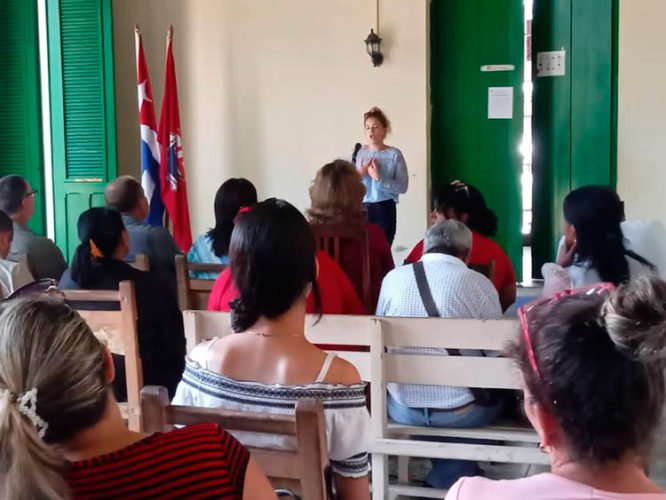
[172,354,370,478]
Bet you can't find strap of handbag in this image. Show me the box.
[412,261,493,406]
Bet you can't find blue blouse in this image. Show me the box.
[187,233,229,280]
[355,146,409,203]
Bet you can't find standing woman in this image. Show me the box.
[355,107,409,245]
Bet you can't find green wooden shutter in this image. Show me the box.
[47,0,117,261]
[531,0,618,276]
[0,0,45,235]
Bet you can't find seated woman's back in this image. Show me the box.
[307,160,395,312]
[175,199,371,499]
[0,297,274,500]
[58,207,185,398]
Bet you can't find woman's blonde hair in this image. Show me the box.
[307,160,367,226]
[0,298,108,499]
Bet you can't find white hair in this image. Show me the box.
[424,220,472,257]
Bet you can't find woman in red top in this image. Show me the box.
[209,249,365,315]
[307,160,394,312]
[0,298,275,500]
[405,182,517,310]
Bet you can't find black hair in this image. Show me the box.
[206,178,257,257]
[0,210,13,233]
[509,278,666,464]
[563,186,653,285]
[432,183,498,237]
[0,175,28,216]
[70,207,126,287]
[104,176,145,214]
[228,198,322,332]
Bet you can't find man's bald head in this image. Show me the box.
[105,176,148,219]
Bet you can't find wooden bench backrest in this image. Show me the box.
[310,223,373,313]
[182,311,520,386]
[141,386,331,499]
[128,253,150,272]
[61,281,143,431]
[183,311,372,380]
[174,255,226,310]
[374,316,521,390]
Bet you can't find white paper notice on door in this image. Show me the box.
[488,87,513,119]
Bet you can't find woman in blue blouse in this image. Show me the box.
[188,178,257,278]
[354,107,409,245]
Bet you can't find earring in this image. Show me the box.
[539,443,552,454]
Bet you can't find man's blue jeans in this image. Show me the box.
[387,393,503,488]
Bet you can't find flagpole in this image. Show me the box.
[162,24,173,235]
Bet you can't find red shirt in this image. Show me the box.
[337,222,394,312]
[404,231,517,293]
[65,423,249,499]
[208,250,365,315]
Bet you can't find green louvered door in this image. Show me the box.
[0,0,45,235]
[47,0,117,261]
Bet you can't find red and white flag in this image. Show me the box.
[158,25,192,252]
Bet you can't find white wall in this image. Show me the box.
[618,0,666,223]
[113,0,429,258]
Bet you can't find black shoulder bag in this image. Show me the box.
[412,261,495,406]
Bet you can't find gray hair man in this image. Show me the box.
[375,219,502,489]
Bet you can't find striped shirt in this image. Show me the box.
[65,423,249,499]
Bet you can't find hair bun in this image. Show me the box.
[602,277,666,362]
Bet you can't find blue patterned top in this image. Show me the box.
[187,233,229,280]
[354,145,409,203]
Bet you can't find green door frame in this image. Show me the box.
[531,0,618,275]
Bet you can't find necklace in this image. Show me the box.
[244,331,304,338]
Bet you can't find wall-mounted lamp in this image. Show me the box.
[364,29,383,67]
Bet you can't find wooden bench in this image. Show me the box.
[369,316,544,499]
[61,281,143,431]
[174,255,226,310]
[188,311,661,499]
[141,386,332,499]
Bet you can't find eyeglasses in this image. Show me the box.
[24,190,38,199]
[517,283,615,380]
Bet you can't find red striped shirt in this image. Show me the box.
[65,424,249,499]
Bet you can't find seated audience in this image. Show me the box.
[58,207,185,398]
[405,181,516,311]
[0,175,67,280]
[208,249,365,315]
[542,186,655,295]
[307,160,394,311]
[377,220,503,489]
[0,298,275,499]
[447,278,666,498]
[0,210,33,297]
[104,176,182,290]
[188,178,257,279]
[174,199,371,499]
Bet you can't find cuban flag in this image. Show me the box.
[135,26,164,226]
[158,25,192,252]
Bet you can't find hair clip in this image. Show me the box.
[237,206,251,216]
[1,388,48,439]
[89,238,104,259]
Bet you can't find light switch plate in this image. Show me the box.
[536,50,566,77]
